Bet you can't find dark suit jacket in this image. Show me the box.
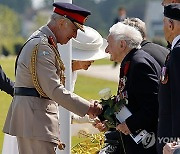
[120,48,161,154]
[102,41,167,154]
[0,65,14,96]
[157,39,180,154]
[141,40,169,67]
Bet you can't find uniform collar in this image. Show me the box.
[171,35,180,50]
[39,25,57,45]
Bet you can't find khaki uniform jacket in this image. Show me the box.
[3,26,90,144]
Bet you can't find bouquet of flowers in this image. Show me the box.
[98,88,149,144]
[98,88,128,129]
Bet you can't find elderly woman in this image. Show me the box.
[61,26,108,123]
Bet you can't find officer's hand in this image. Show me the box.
[93,118,108,132]
[87,101,102,119]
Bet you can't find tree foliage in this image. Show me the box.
[0,0,32,14]
[74,0,159,36]
[0,5,24,54]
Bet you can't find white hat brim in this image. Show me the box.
[72,39,109,61]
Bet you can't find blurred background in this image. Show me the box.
[0,0,166,152]
[0,0,166,56]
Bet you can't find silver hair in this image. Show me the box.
[123,18,147,39]
[109,22,143,49]
[166,16,180,24]
[48,13,69,25]
[51,13,65,21]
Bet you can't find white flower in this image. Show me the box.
[99,88,111,100]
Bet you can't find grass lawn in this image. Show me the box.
[0,56,117,152]
[93,58,114,65]
[0,57,15,152]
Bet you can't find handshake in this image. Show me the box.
[87,101,103,119]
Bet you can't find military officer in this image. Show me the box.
[0,65,14,96]
[3,2,102,154]
[157,4,180,154]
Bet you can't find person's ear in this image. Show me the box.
[120,40,127,50]
[58,18,66,28]
[120,41,123,48]
[169,19,174,30]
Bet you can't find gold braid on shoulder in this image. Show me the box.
[31,44,47,97]
[30,36,66,98]
[48,45,66,86]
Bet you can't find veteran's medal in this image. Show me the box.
[118,61,130,99]
[58,141,66,150]
[119,76,127,92]
[160,66,168,84]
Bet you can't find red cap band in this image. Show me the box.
[54,7,86,24]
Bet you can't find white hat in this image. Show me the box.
[72,26,109,61]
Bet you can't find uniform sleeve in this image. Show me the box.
[169,47,180,137]
[0,65,14,96]
[35,44,90,117]
[125,62,159,133]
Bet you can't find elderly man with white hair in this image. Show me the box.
[95,22,161,154]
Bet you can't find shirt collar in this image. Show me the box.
[39,25,57,45]
[171,35,180,50]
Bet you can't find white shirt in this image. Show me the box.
[171,35,180,50]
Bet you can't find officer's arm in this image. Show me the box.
[0,65,14,96]
[35,44,90,117]
[125,62,159,133]
[169,48,180,137]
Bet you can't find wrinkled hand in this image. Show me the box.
[163,142,180,154]
[116,122,131,135]
[93,118,108,132]
[87,100,102,119]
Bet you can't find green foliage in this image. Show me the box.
[98,96,121,129]
[0,5,25,55]
[0,5,19,35]
[0,0,32,14]
[0,57,15,79]
[152,37,167,47]
[32,13,49,32]
[35,15,48,28]
[74,0,160,37]
[74,0,107,36]
[44,0,54,7]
